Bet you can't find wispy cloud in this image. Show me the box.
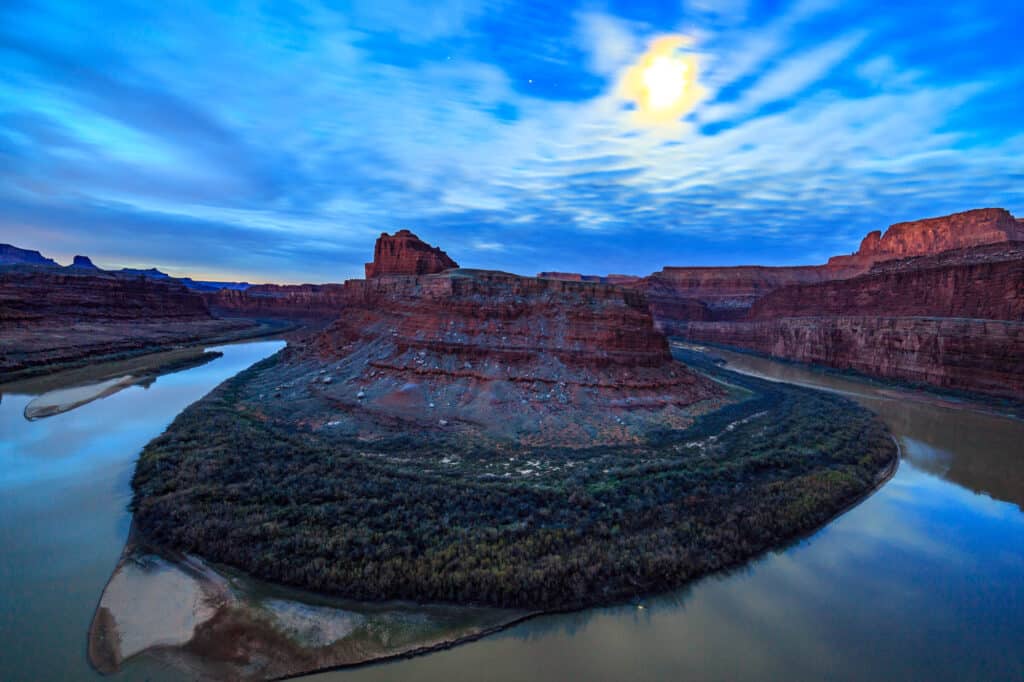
[1,0,1022,280]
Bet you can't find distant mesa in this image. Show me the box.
[119,267,171,279]
[537,272,642,285]
[828,207,1024,270]
[70,255,99,269]
[0,244,58,267]
[365,229,458,278]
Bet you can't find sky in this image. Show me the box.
[2,0,1023,283]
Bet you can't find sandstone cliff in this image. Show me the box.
[668,240,1024,400]
[0,268,213,324]
[749,243,1024,322]
[642,265,844,321]
[204,283,347,319]
[827,208,1024,270]
[262,269,719,447]
[0,267,256,380]
[652,209,1024,401]
[364,230,458,278]
[670,317,1024,400]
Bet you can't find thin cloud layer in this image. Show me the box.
[1,0,1022,282]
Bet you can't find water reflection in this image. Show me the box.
[0,341,284,681]
[306,349,1024,682]
[2,348,223,422]
[1,341,1022,681]
[705,348,1024,510]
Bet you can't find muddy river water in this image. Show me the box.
[1,341,1021,680]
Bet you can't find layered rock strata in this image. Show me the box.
[673,241,1024,400]
[827,208,1024,271]
[204,283,348,319]
[671,317,1024,400]
[0,267,255,380]
[266,269,720,446]
[364,229,458,278]
[0,268,212,323]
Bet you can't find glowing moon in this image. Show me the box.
[618,36,706,126]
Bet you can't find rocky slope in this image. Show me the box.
[265,269,719,447]
[365,229,458,278]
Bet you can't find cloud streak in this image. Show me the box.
[1,0,1022,281]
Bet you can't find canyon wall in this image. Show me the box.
[204,283,347,319]
[671,317,1024,400]
[667,230,1024,400]
[0,267,257,380]
[749,244,1024,322]
[0,269,212,325]
[642,265,846,321]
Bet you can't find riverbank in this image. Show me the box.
[672,340,1024,420]
[94,349,899,680]
[88,526,535,681]
[0,317,297,384]
[8,338,1019,682]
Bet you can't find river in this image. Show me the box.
[1,341,1021,681]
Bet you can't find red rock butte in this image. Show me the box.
[276,263,721,446]
[364,229,458,278]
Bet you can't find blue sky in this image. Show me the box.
[2,0,1023,283]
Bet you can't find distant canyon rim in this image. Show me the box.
[4,206,1022,401]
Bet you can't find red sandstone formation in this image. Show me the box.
[748,244,1024,322]
[648,209,1024,400]
[640,208,1024,329]
[267,269,720,447]
[670,317,1024,401]
[0,269,212,324]
[364,230,458,278]
[641,265,845,323]
[205,283,348,319]
[0,268,256,380]
[671,240,1024,400]
[827,208,1024,270]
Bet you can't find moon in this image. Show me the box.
[618,36,706,126]
[642,55,689,110]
